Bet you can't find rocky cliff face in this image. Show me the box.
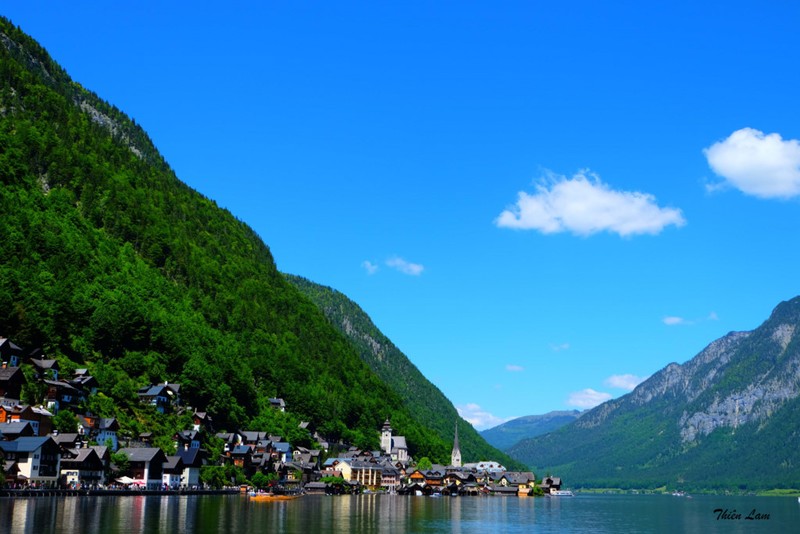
[509,296,800,489]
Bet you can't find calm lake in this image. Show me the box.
[2,493,799,533]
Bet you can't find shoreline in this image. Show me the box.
[0,488,240,498]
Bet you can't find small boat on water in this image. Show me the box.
[549,490,574,497]
[250,493,301,502]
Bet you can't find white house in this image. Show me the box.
[0,436,61,486]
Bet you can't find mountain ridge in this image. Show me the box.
[479,410,582,451]
[508,296,800,490]
[285,274,524,468]
[0,16,502,458]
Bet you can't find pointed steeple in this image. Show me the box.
[450,420,462,467]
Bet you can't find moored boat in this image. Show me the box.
[250,493,301,502]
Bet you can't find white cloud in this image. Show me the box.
[704,128,800,199]
[604,374,647,391]
[386,256,424,276]
[456,403,514,430]
[505,364,524,372]
[495,170,686,237]
[361,260,379,275]
[550,342,570,352]
[566,388,612,409]
[663,312,718,326]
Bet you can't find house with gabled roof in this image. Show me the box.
[176,447,207,488]
[292,447,321,469]
[271,441,291,464]
[0,404,53,436]
[174,429,201,451]
[44,379,85,412]
[381,461,401,491]
[0,338,23,368]
[162,455,184,489]
[0,436,61,486]
[52,432,84,451]
[70,370,99,395]
[137,384,173,413]
[539,476,562,494]
[29,355,59,381]
[230,445,253,468]
[191,410,212,432]
[240,430,267,446]
[60,446,106,488]
[215,431,241,454]
[0,421,35,440]
[496,471,536,495]
[117,447,168,490]
[0,366,25,401]
[322,458,352,480]
[91,445,111,474]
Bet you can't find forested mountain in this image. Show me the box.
[286,275,523,468]
[509,297,800,491]
[0,16,473,458]
[480,411,581,451]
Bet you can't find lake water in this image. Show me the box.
[2,493,799,533]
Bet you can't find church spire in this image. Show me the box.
[451,420,462,467]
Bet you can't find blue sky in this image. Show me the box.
[5,2,800,429]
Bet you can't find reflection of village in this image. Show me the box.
[0,336,564,497]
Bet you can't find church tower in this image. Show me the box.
[381,418,393,455]
[450,420,462,467]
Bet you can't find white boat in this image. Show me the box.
[549,490,574,496]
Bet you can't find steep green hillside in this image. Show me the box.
[509,297,800,491]
[480,411,581,451]
[286,275,524,468]
[0,16,444,455]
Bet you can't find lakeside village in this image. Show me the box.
[0,336,567,498]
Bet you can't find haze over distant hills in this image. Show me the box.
[480,411,582,451]
[507,296,800,490]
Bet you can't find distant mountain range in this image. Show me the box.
[480,411,582,451]
[507,296,800,490]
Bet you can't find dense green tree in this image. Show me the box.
[0,16,507,465]
[51,409,78,434]
[416,457,433,470]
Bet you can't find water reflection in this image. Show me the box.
[2,493,800,533]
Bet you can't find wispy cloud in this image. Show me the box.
[505,364,524,372]
[566,388,612,409]
[456,403,514,430]
[495,170,686,237]
[386,256,424,276]
[604,374,646,391]
[550,342,570,352]
[361,260,379,275]
[704,128,800,199]
[663,312,719,326]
